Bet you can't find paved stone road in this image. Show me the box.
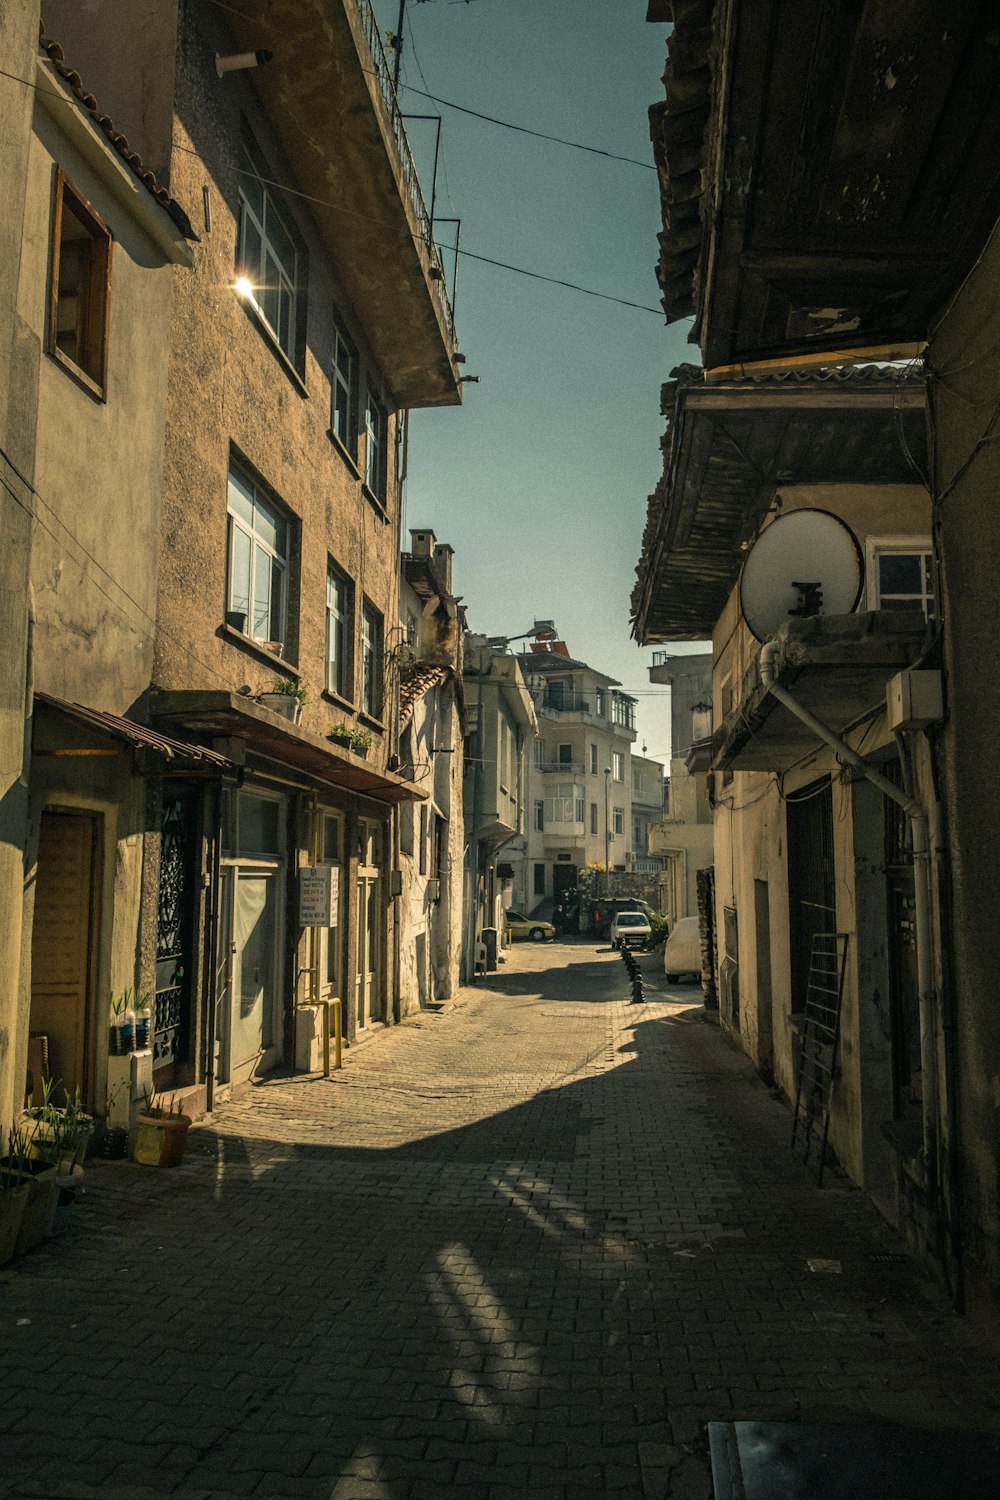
[2,938,999,1500]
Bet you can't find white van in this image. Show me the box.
[663,916,701,981]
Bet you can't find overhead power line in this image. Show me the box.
[0,55,665,318]
[396,81,656,171]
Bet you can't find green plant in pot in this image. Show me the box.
[0,1124,31,1267]
[327,721,373,757]
[1,1112,57,1255]
[134,1092,192,1168]
[258,677,307,724]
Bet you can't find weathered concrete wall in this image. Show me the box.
[0,0,42,1139]
[41,1,180,181]
[21,107,174,710]
[151,5,401,762]
[928,223,1000,1322]
[710,479,936,1210]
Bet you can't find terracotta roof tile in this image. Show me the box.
[39,28,197,240]
[399,664,447,723]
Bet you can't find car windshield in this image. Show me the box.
[617,915,646,926]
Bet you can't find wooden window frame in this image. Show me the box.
[326,561,355,703]
[49,168,113,398]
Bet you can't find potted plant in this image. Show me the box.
[21,1081,92,1240]
[327,722,373,758]
[134,1092,192,1168]
[257,677,307,724]
[2,1105,57,1255]
[0,1126,31,1267]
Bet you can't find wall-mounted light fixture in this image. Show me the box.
[215,49,274,78]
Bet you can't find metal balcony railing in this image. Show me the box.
[532,691,591,714]
[538,761,586,775]
[356,0,456,343]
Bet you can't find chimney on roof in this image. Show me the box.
[409,528,436,559]
[433,541,454,593]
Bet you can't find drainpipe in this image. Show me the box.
[759,640,939,1192]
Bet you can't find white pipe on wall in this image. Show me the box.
[759,641,939,1187]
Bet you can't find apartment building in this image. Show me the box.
[43,0,461,1110]
[516,635,638,908]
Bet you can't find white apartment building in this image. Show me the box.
[515,638,638,908]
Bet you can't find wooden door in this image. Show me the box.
[29,810,101,1106]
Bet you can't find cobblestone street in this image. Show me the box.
[2,938,999,1500]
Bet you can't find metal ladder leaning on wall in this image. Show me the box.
[791,932,849,1185]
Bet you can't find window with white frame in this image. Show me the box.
[533,739,544,768]
[867,538,935,621]
[544,783,583,826]
[595,688,606,716]
[236,142,299,361]
[534,800,544,831]
[365,389,388,503]
[613,807,624,836]
[326,563,353,700]
[227,463,289,647]
[613,751,624,782]
[330,315,358,456]
[361,601,384,719]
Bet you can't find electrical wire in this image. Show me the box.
[396,81,657,171]
[0,446,279,698]
[168,141,666,317]
[0,61,665,319]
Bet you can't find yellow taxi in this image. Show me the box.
[504,909,555,942]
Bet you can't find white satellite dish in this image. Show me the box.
[739,508,864,642]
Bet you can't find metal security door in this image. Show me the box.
[154,787,198,1075]
[786,780,835,1013]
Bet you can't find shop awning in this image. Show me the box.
[149,691,426,805]
[34,692,235,772]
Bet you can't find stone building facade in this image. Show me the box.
[43,0,461,1112]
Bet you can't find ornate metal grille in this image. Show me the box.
[155,788,198,1070]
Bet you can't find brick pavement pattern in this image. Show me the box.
[2,939,999,1499]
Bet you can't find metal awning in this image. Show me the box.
[713,614,928,772]
[34,692,235,772]
[149,690,426,805]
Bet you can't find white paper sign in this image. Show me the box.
[299,865,339,927]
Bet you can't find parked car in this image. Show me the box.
[663,916,701,981]
[505,909,555,942]
[610,911,652,950]
[588,897,643,939]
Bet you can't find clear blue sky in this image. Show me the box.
[374,0,703,760]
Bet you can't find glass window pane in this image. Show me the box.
[266,206,296,277]
[268,562,284,642]
[240,150,265,219]
[252,545,272,640]
[253,492,282,554]
[322,816,340,863]
[229,523,252,616]
[228,469,255,527]
[880,554,922,595]
[238,207,262,281]
[238,793,281,855]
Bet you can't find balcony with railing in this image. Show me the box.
[530,688,592,718]
[223,0,460,408]
[538,760,586,776]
